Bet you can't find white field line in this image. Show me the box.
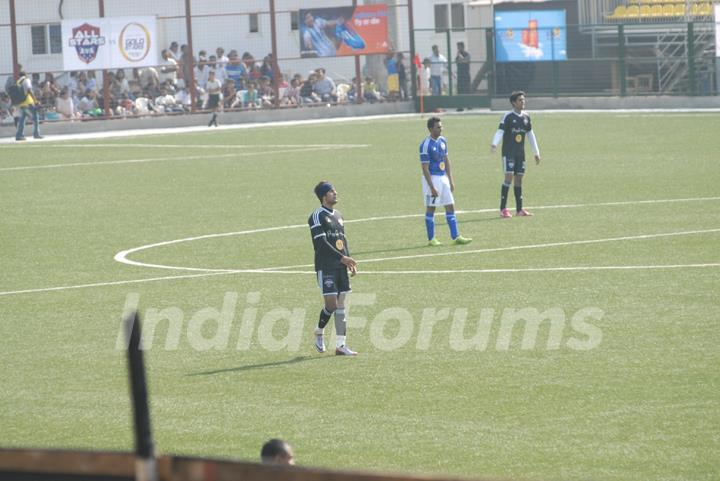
[114,196,720,273]
[261,228,720,272]
[1,109,719,145]
[0,143,370,149]
[270,263,720,275]
[3,196,718,297]
[2,263,719,297]
[0,145,366,172]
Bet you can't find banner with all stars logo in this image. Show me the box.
[62,17,157,71]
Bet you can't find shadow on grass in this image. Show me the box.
[352,217,499,256]
[187,355,328,376]
[457,216,503,225]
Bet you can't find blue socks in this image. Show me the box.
[446,213,458,240]
[427,213,460,240]
[425,214,435,240]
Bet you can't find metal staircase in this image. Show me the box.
[657,26,715,93]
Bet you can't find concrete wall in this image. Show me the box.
[0,100,415,138]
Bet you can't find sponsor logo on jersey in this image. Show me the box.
[324,277,335,288]
[335,239,345,251]
[515,134,522,143]
[439,161,446,171]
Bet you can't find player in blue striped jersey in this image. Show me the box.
[420,117,472,246]
[308,181,358,356]
[302,12,340,58]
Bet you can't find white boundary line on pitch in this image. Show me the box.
[0,145,367,172]
[261,229,720,272]
[114,196,720,273]
[2,109,719,145]
[269,263,720,275]
[0,143,370,149]
[3,197,718,298]
[2,262,719,297]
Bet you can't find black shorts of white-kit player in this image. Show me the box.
[308,205,351,295]
[317,267,351,296]
[503,155,526,176]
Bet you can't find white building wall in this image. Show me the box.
[1,0,467,87]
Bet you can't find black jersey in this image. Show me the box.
[499,110,533,159]
[308,206,350,271]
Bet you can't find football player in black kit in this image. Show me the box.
[491,91,541,218]
[308,181,358,356]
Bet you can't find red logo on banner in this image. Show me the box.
[68,23,106,64]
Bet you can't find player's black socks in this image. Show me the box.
[318,308,332,329]
[514,186,523,212]
[500,184,510,210]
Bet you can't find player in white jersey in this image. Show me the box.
[491,91,541,218]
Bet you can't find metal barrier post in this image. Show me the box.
[353,0,362,104]
[9,0,19,78]
[618,24,626,97]
[445,29,452,96]
[552,30,559,97]
[99,0,112,119]
[408,0,417,100]
[184,0,197,112]
[269,0,280,107]
[486,27,494,98]
[687,21,695,96]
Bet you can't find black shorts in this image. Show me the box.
[207,93,220,109]
[317,268,351,297]
[503,156,525,175]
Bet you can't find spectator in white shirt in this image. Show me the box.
[428,45,447,96]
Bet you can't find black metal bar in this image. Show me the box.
[125,311,157,481]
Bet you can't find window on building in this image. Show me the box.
[49,24,62,54]
[31,25,47,55]
[451,3,465,31]
[434,4,449,32]
[291,11,299,31]
[31,24,62,55]
[249,13,259,33]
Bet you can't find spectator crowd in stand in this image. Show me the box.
[2,41,431,127]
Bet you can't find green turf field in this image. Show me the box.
[1,112,718,481]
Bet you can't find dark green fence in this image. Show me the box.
[411,21,717,100]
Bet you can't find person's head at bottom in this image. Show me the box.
[261,439,295,465]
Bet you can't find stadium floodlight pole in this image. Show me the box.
[125,310,158,481]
